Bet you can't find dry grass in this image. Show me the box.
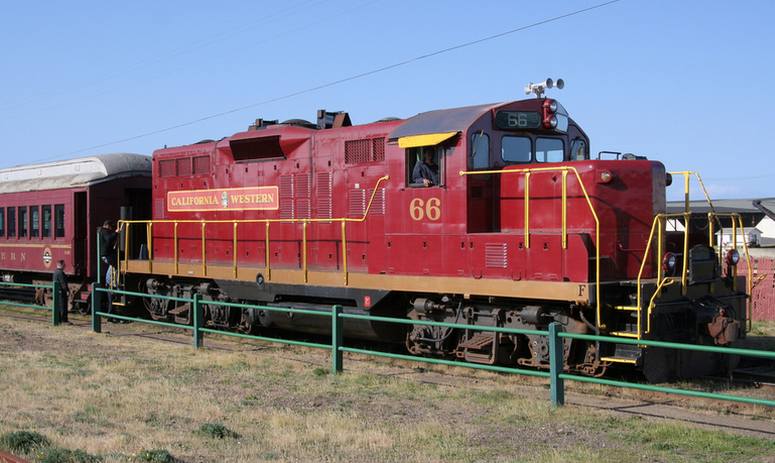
[0,311,773,463]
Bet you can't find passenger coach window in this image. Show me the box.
[54,204,65,238]
[18,207,27,238]
[470,132,489,169]
[42,205,51,238]
[30,206,39,237]
[536,138,564,163]
[501,136,531,163]
[7,207,15,237]
[0,208,4,237]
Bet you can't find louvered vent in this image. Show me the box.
[316,172,333,219]
[366,188,386,215]
[193,155,210,175]
[344,137,386,164]
[279,175,294,219]
[295,173,311,219]
[348,189,367,216]
[176,158,192,176]
[485,243,508,268]
[159,159,175,178]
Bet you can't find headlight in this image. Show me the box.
[599,170,613,184]
[662,252,677,274]
[726,249,740,266]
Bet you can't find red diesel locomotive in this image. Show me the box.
[105,85,749,380]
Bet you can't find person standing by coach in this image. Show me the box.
[98,220,118,270]
[52,260,71,324]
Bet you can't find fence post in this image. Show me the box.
[192,293,202,349]
[91,287,102,333]
[51,281,61,326]
[331,305,343,374]
[549,322,565,407]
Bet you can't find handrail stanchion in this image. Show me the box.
[174,222,179,275]
[708,212,714,248]
[52,279,61,326]
[341,222,348,285]
[731,217,738,290]
[193,293,202,349]
[201,222,207,276]
[302,222,308,283]
[549,322,565,406]
[147,222,153,273]
[265,222,271,281]
[683,172,690,212]
[331,305,343,374]
[561,170,567,249]
[123,222,130,278]
[657,215,663,283]
[233,222,238,278]
[682,212,690,294]
[524,172,530,249]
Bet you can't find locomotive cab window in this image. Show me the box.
[42,205,51,238]
[30,206,39,238]
[501,136,531,163]
[570,138,588,160]
[536,137,564,163]
[470,131,490,169]
[18,207,27,238]
[54,204,65,238]
[7,207,15,237]
[407,145,444,188]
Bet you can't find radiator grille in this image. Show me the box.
[344,137,386,164]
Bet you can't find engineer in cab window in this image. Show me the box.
[412,148,439,187]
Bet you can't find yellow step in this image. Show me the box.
[610,331,639,338]
[614,305,639,311]
[601,356,638,364]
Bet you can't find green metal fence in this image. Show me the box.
[0,280,61,325]
[89,287,775,409]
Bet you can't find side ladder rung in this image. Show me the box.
[601,356,638,364]
[614,305,639,311]
[609,331,639,338]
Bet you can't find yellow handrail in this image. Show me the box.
[459,165,600,328]
[119,175,390,285]
[646,277,675,334]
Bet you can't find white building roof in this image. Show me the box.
[0,153,151,193]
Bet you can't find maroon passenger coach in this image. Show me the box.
[0,153,151,309]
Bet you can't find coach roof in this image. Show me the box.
[0,153,151,194]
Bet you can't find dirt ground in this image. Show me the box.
[0,310,773,463]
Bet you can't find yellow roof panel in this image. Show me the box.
[398,131,458,149]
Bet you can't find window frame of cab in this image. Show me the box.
[406,145,447,188]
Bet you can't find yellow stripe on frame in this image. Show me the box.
[398,131,458,149]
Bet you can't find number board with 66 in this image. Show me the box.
[494,111,541,130]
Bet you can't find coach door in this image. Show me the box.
[73,192,87,276]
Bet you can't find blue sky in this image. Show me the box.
[1,0,773,200]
